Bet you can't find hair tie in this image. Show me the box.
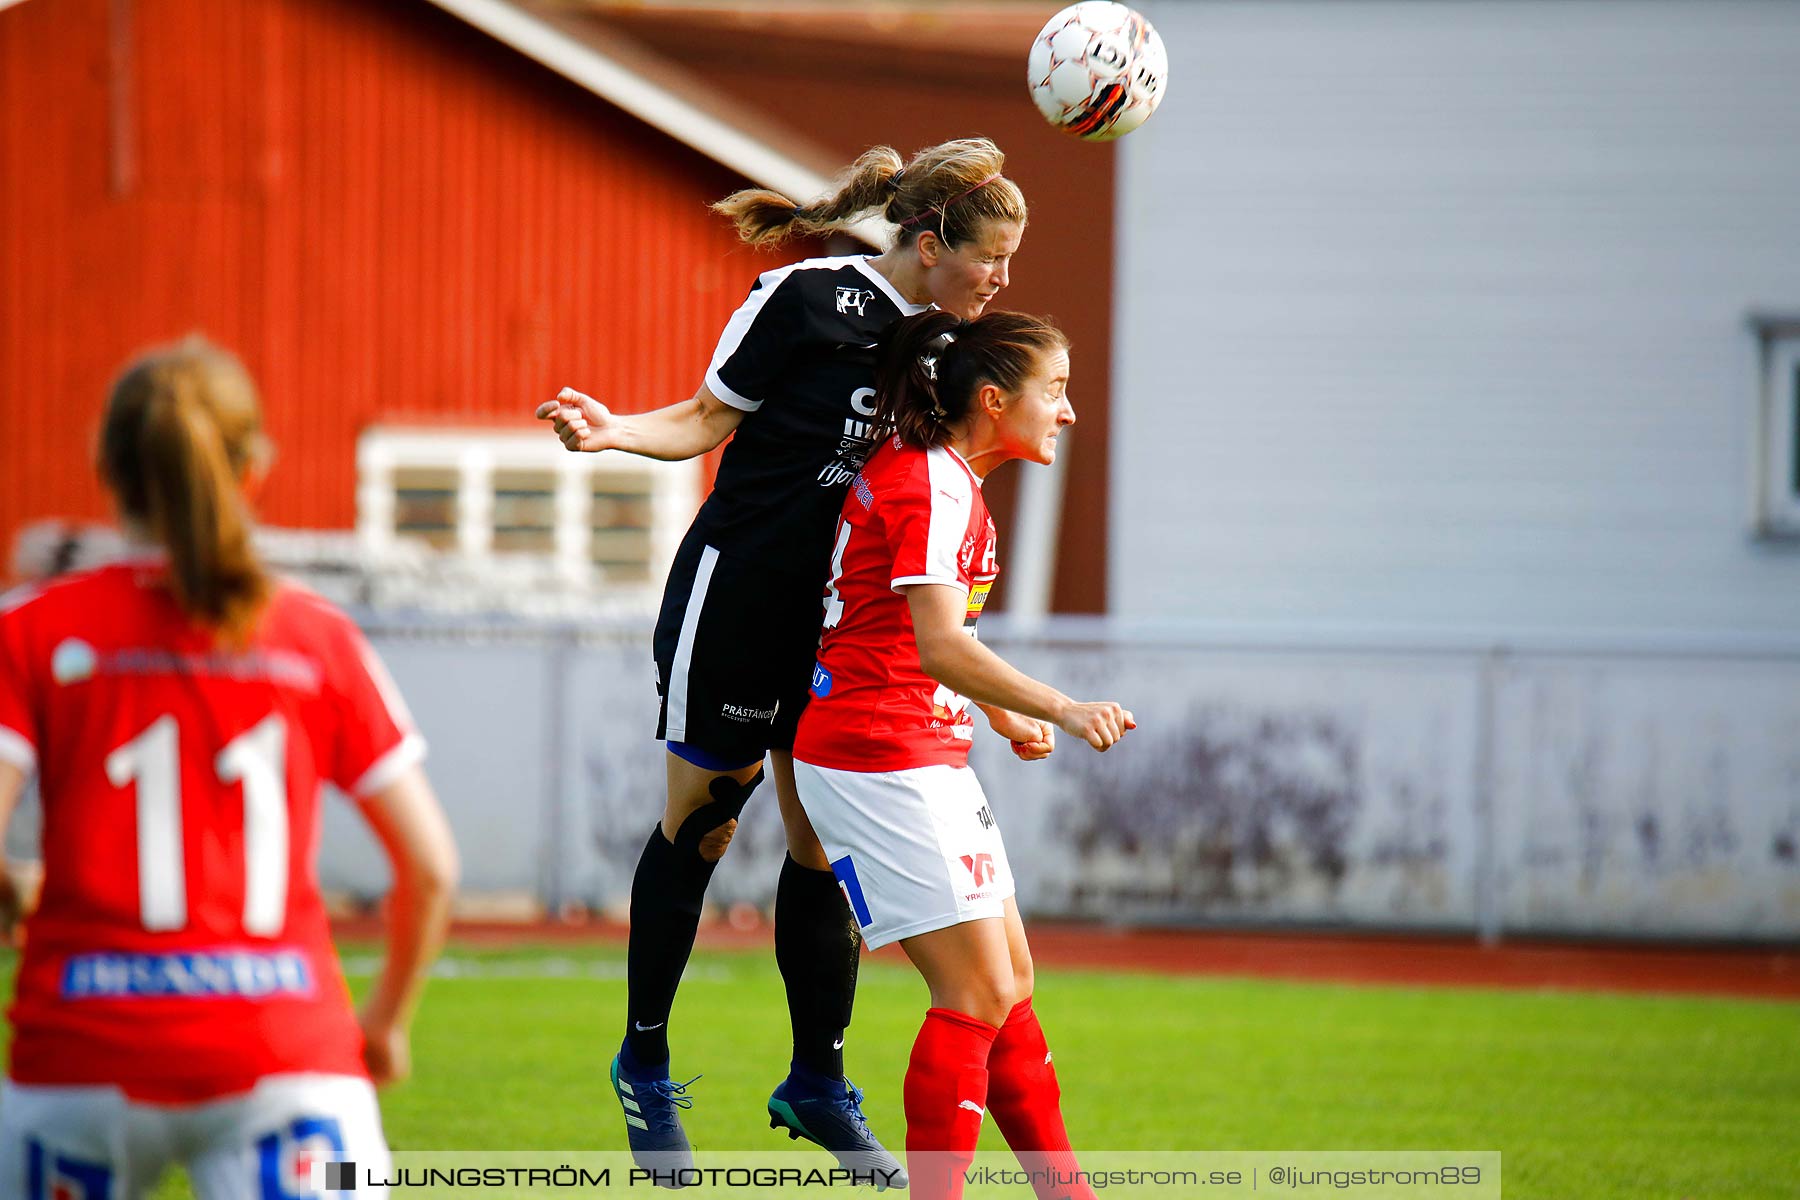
[885,168,906,195]
[896,172,1002,229]
[919,330,958,382]
[949,173,1001,205]
[920,329,959,422]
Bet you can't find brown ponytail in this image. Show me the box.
[99,338,272,644]
[713,137,1028,250]
[875,311,1068,450]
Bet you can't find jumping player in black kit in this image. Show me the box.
[537,139,1028,1186]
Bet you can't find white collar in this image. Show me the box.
[853,257,930,316]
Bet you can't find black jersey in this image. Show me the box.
[699,255,929,579]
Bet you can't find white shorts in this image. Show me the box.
[0,1073,390,1199]
[794,761,1016,950]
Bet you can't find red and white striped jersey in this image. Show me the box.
[793,436,998,773]
[0,556,424,1101]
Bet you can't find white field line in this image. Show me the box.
[338,955,730,982]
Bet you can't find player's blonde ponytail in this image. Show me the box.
[713,138,1027,250]
[876,311,1068,451]
[713,146,903,245]
[99,338,273,645]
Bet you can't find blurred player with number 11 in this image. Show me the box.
[0,341,458,1198]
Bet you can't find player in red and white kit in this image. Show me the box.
[0,340,458,1199]
[793,311,1133,1200]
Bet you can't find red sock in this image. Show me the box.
[904,1007,999,1200]
[987,998,1097,1200]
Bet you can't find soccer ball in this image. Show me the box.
[1027,2,1167,142]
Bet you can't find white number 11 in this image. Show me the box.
[104,714,290,936]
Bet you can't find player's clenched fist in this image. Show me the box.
[535,387,618,453]
[0,867,21,947]
[359,1012,412,1088]
[984,706,1056,761]
[1055,699,1136,752]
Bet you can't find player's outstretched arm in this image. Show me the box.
[0,761,24,943]
[354,763,459,1087]
[534,384,746,461]
[906,584,1135,752]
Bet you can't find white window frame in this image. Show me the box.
[355,427,698,585]
[1751,316,1800,539]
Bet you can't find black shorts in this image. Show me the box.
[653,531,825,764]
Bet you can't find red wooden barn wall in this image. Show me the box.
[600,7,1116,614]
[0,0,807,561]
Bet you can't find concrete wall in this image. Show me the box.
[298,627,1799,941]
[8,623,1789,938]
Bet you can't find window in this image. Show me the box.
[1751,316,1800,538]
[590,480,657,585]
[391,467,460,551]
[356,428,698,587]
[491,469,558,555]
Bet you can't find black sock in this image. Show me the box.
[775,853,861,1080]
[624,823,717,1069]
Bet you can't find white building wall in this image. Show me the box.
[1113,0,1800,639]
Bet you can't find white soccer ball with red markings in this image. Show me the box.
[1027,1,1167,142]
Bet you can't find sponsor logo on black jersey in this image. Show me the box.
[816,388,886,488]
[835,287,875,315]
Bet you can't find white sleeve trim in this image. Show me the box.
[350,733,427,799]
[705,260,812,412]
[704,368,762,412]
[357,638,417,733]
[891,575,969,595]
[922,448,974,582]
[0,725,35,774]
[0,583,46,616]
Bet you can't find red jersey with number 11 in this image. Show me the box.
[794,437,998,772]
[0,557,424,1101]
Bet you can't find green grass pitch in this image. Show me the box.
[2,942,1790,1198]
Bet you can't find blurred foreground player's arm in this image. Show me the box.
[353,763,459,1086]
[535,384,745,461]
[0,759,23,941]
[0,603,32,942]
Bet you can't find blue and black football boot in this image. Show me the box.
[768,1064,908,1190]
[611,1045,701,1189]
